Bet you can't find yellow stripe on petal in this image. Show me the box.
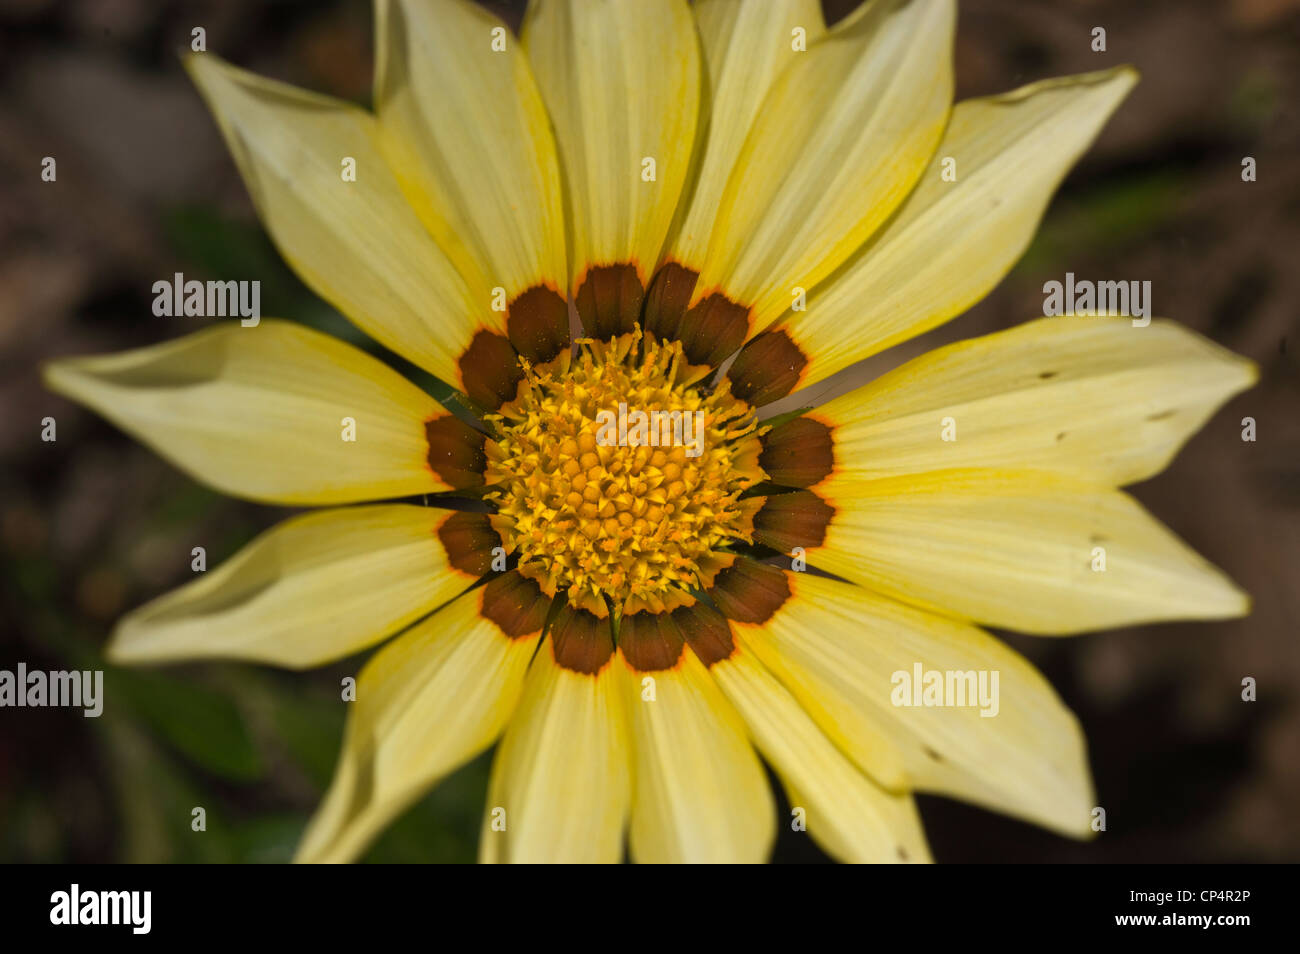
[665,0,824,268]
[712,644,931,862]
[480,643,631,863]
[619,647,774,864]
[111,505,470,669]
[374,0,566,298]
[737,574,1096,838]
[295,587,543,863]
[816,317,1257,486]
[781,67,1137,387]
[694,0,953,329]
[185,53,490,384]
[43,321,446,505]
[522,0,700,288]
[816,469,1249,634]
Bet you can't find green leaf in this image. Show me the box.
[107,668,263,782]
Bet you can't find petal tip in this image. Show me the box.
[1241,356,1262,389]
[41,356,96,407]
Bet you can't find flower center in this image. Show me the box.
[484,330,766,618]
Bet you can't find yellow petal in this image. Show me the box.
[815,469,1249,634]
[109,505,473,668]
[480,643,631,863]
[296,586,543,863]
[712,644,931,862]
[816,316,1257,486]
[185,53,490,384]
[374,0,566,297]
[737,573,1096,837]
[694,0,953,328]
[780,67,1137,386]
[665,0,825,268]
[522,0,700,287]
[43,321,446,505]
[619,648,774,863]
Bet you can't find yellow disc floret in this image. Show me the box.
[484,329,767,617]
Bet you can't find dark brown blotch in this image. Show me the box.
[643,262,750,366]
[507,285,570,364]
[642,261,698,342]
[675,293,750,367]
[573,263,644,341]
[759,416,834,488]
[458,329,524,411]
[673,601,736,667]
[708,558,791,624]
[727,329,808,407]
[424,415,487,489]
[752,490,835,553]
[618,610,686,672]
[550,603,616,675]
[437,510,501,577]
[480,571,550,640]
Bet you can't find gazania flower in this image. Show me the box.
[45,0,1254,864]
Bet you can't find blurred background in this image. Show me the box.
[1,0,1297,863]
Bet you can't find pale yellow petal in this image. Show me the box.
[522,0,700,286]
[374,0,566,297]
[694,0,953,328]
[780,67,1137,386]
[815,316,1257,486]
[665,0,825,267]
[43,321,446,505]
[736,573,1095,837]
[619,649,774,863]
[712,644,931,862]
[296,586,543,863]
[479,645,630,863]
[110,505,474,669]
[186,53,491,384]
[814,469,1249,634]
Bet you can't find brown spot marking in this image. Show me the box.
[708,557,791,624]
[676,293,751,367]
[674,601,736,666]
[507,284,569,364]
[1056,431,1068,442]
[644,263,752,365]
[752,490,834,553]
[573,263,644,340]
[642,261,698,343]
[436,511,502,578]
[1038,370,1058,380]
[550,602,615,675]
[480,570,550,639]
[922,745,945,762]
[727,329,808,407]
[619,609,686,672]
[458,329,523,411]
[759,416,834,488]
[424,415,487,489]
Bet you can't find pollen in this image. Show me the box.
[484,329,767,618]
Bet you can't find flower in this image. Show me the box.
[44,0,1255,864]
